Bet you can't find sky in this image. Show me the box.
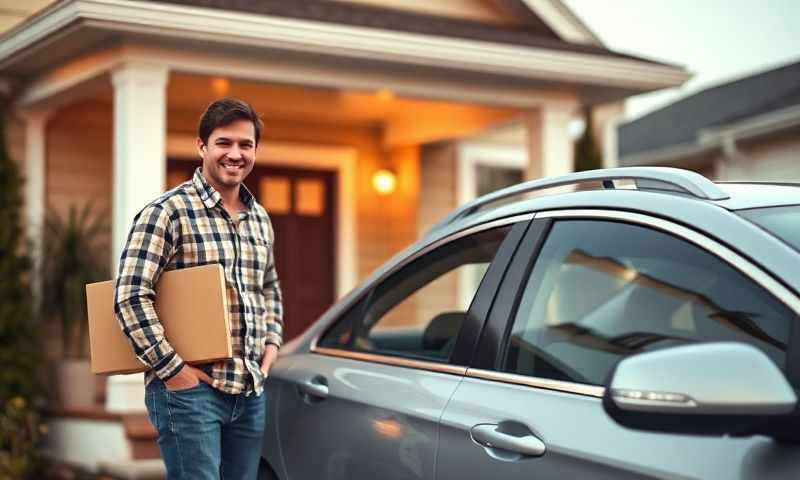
[562,0,800,121]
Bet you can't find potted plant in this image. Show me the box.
[41,203,109,408]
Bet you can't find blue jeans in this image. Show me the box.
[145,378,266,480]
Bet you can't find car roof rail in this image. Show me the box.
[428,167,729,234]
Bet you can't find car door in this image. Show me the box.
[270,217,530,480]
[437,211,800,480]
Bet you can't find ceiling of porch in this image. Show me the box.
[163,73,522,148]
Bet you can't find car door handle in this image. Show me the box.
[470,424,546,457]
[298,376,329,399]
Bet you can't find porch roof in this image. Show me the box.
[0,0,690,104]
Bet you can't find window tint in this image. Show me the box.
[319,226,512,362]
[504,220,793,386]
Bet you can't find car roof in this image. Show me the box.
[713,182,800,210]
[427,168,800,238]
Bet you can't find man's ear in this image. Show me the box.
[196,137,206,160]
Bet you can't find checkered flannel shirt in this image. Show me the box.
[114,167,283,395]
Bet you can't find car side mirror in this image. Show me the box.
[603,342,797,438]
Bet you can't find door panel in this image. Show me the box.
[437,215,800,479]
[274,353,461,480]
[267,220,530,480]
[437,378,799,480]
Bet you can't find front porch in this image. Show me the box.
[12,43,606,344]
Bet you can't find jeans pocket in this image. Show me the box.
[166,380,205,394]
[145,389,161,431]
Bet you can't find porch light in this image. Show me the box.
[211,77,230,96]
[372,169,397,195]
[376,88,395,102]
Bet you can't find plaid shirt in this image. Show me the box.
[114,168,283,395]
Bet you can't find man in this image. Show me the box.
[114,98,282,479]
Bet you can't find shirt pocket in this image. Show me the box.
[243,233,271,289]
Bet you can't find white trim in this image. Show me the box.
[456,142,528,206]
[167,135,358,299]
[1,0,689,91]
[18,44,580,111]
[18,107,52,316]
[466,367,604,397]
[521,0,604,46]
[20,48,119,107]
[312,347,468,376]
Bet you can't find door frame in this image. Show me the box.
[167,134,358,299]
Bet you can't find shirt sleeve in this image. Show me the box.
[263,220,284,349]
[113,204,185,381]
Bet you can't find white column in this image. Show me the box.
[523,104,576,180]
[110,62,169,271]
[19,108,52,316]
[591,101,625,169]
[108,62,168,413]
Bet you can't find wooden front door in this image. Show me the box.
[167,161,337,341]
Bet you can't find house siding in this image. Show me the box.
[721,132,800,181]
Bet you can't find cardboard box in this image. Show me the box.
[86,264,232,375]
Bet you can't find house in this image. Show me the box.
[0,0,688,473]
[618,59,800,179]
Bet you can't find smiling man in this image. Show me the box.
[114,98,283,479]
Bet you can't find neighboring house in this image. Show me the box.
[0,0,687,472]
[618,60,800,180]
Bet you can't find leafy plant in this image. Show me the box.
[41,204,110,359]
[0,397,43,480]
[0,104,45,479]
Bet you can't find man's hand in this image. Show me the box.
[164,364,213,392]
[260,344,279,377]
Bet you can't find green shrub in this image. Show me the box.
[574,106,603,172]
[0,397,42,480]
[0,105,45,479]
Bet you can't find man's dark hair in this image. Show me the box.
[198,97,263,146]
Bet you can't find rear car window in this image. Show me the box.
[738,205,800,252]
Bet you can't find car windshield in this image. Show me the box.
[738,205,800,252]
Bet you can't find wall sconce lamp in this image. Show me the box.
[211,77,230,97]
[372,169,397,196]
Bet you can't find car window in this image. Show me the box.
[503,220,793,386]
[318,226,512,362]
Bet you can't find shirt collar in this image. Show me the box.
[193,167,256,211]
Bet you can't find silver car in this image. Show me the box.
[259,167,800,480]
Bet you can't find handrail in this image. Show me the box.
[428,167,729,234]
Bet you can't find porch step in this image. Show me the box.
[123,414,160,460]
[98,459,166,480]
[45,404,162,473]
